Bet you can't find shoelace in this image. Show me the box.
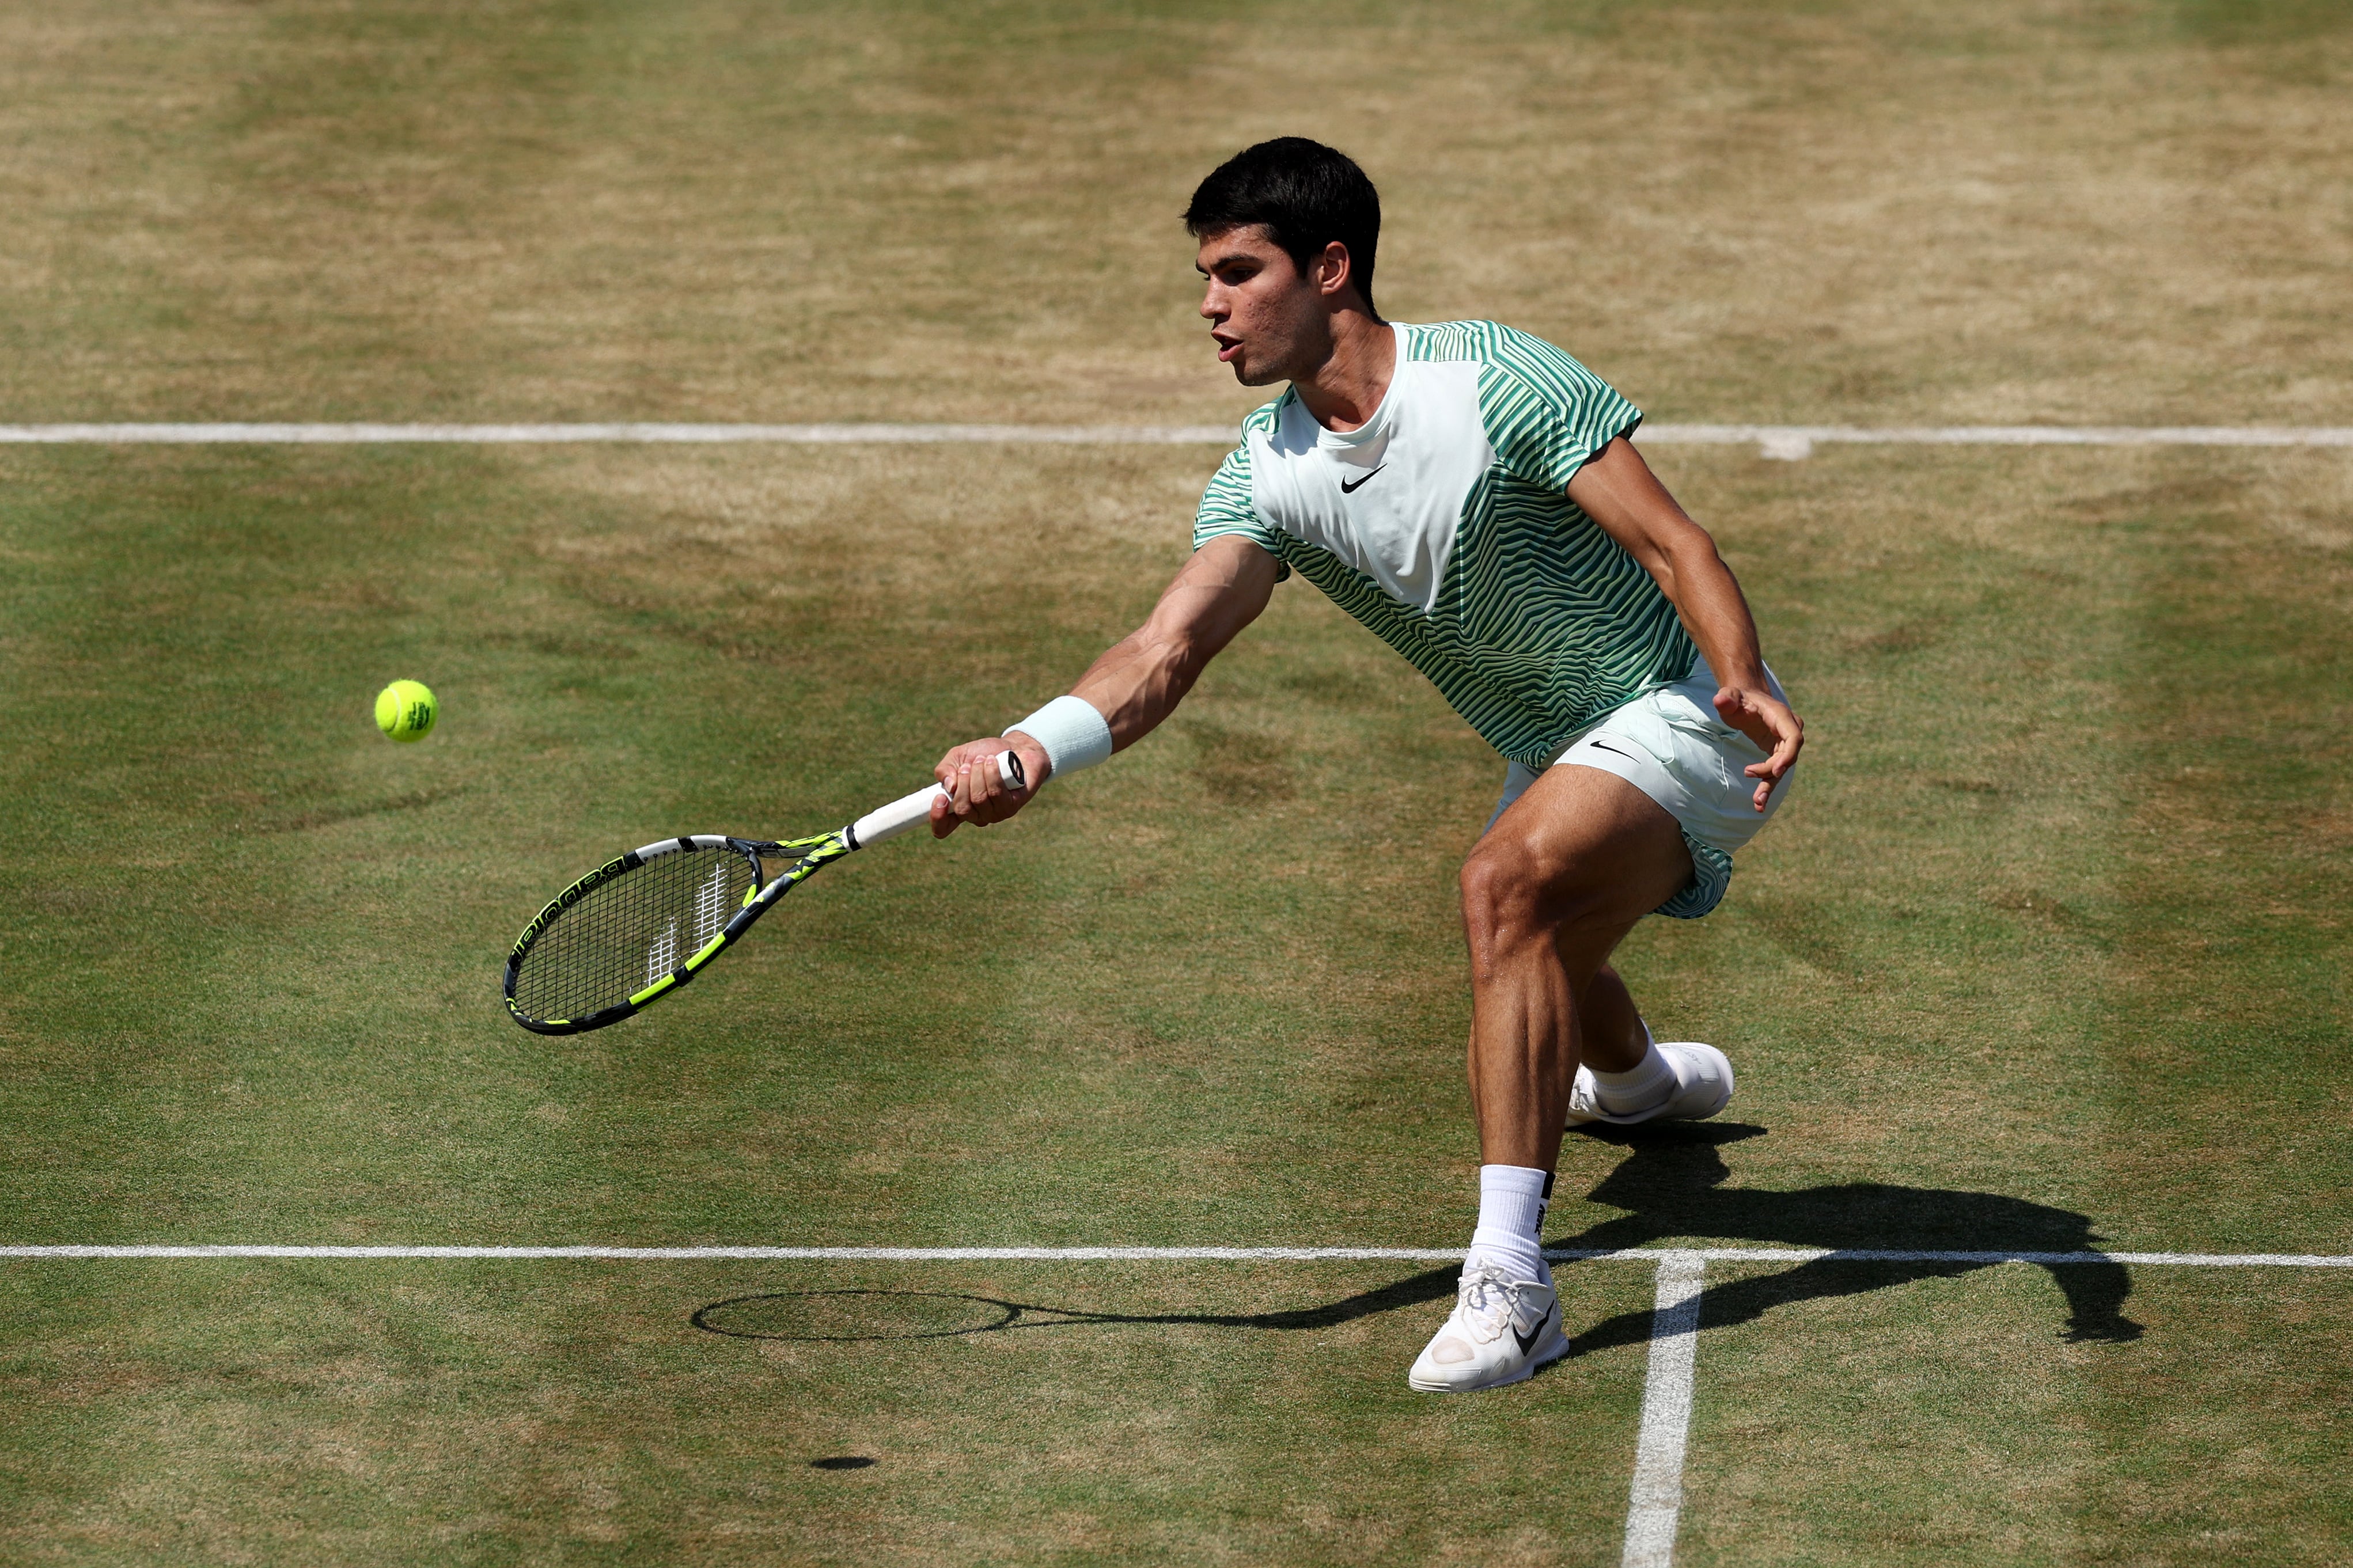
[1456,1268,1526,1345]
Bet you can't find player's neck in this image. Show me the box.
[1290,312,1395,433]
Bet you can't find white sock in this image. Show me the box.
[1591,1032,1675,1115]
[1465,1164,1552,1284]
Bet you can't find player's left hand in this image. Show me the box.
[1714,685,1804,811]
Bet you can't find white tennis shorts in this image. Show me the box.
[1486,656,1793,919]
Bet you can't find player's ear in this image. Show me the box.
[1315,241,1354,299]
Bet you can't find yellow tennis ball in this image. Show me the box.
[375,679,438,743]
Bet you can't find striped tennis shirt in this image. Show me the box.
[1192,320,1696,768]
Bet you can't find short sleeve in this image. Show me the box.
[1478,328,1643,494]
[1191,437,1291,581]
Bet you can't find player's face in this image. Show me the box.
[1195,227,1329,388]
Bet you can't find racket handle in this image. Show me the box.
[850,750,1026,848]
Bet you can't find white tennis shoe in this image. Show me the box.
[1566,1039,1735,1126]
[1407,1265,1570,1393]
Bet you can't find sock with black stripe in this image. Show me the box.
[1465,1164,1553,1283]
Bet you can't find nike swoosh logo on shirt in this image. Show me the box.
[1339,464,1386,494]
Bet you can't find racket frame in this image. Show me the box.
[503,830,844,1034]
[501,750,1024,1035]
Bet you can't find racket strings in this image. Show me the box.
[511,846,763,1022]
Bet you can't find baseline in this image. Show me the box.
[0,1243,2345,1265]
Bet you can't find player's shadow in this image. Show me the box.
[694,1126,2141,1347]
[1555,1122,2144,1345]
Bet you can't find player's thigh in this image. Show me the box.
[1463,761,1692,936]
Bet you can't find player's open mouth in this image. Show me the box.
[1213,335,1242,362]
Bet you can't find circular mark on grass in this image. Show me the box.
[693,1289,1021,1342]
[810,1456,876,1471]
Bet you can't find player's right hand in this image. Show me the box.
[930,736,1047,837]
[1712,684,1805,811]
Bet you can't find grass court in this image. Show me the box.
[2,2,2349,1562]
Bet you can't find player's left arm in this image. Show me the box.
[1566,435,1803,810]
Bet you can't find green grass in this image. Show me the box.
[3,0,2352,1562]
[5,439,2347,1563]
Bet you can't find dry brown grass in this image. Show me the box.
[2,1,2348,427]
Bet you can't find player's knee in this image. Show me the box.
[1458,845,1552,955]
[1462,843,1621,960]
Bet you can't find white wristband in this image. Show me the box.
[1006,694,1113,782]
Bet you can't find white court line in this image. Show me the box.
[0,422,1237,446]
[0,1244,1470,1261]
[1644,424,2353,460]
[1,1243,2347,1263]
[1,422,2350,460]
[1623,1254,1707,1568]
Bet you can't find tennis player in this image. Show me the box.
[930,138,1803,1393]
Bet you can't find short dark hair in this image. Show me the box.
[1184,138,1382,318]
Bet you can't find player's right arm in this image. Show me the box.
[930,534,1279,834]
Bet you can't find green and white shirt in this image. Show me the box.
[1192,320,1696,768]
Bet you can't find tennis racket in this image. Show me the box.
[503,751,1025,1034]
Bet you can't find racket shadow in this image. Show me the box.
[691,1269,1463,1345]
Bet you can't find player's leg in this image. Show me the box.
[1459,762,1691,1174]
[1547,655,1795,1125]
[1567,960,1647,1074]
[1562,952,1740,1127]
[1408,765,1687,1394]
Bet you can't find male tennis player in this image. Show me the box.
[929,138,1802,1393]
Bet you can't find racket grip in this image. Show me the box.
[850,750,1026,848]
